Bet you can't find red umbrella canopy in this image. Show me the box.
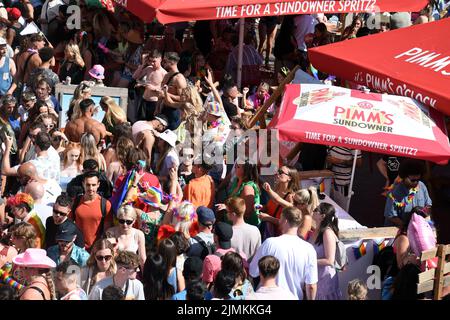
[156,0,428,24]
[308,18,450,116]
[270,84,450,164]
[113,0,163,22]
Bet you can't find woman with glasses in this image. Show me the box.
[80,239,117,295]
[260,166,299,239]
[88,251,144,300]
[309,203,342,300]
[105,205,146,272]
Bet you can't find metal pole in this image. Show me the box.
[346,149,359,212]
[237,18,245,89]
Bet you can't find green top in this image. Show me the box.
[228,179,261,226]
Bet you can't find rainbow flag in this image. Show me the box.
[139,186,164,208]
[110,170,136,216]
[26,211,46,248]
[352,240,367,260]
[373,238,388,255]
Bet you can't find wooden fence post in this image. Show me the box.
[247,65,300,129]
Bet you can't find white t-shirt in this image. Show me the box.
[249,234,318,300]
[246,286,298,300]
[42,178,62,204]
[294,15,317,51]
[88,276,145,301]
[231,223,261,262]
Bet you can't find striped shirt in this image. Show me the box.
[328,147,361,187]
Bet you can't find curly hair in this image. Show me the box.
[7,193,34,212]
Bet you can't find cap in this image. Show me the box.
[55,222,78,242]
[214,222,233,249]
[7,7,21,20]
[197,206,215,226]
[154,115,168,127]
[158,129,177,148]
[0,37,7,46]
[183,257,203,279]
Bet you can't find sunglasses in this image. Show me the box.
[53,209,69,217]
[118,219,134,225]
[277,169,290,177]
[95,255,113,262]
[57,240,72,245]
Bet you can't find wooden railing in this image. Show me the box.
[417,244,450,300]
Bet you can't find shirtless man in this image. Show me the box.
[157,51,187,130]
[15,34,46,88]
[64,98,110,144]
[134,49,167,121]
[131,114,168,165]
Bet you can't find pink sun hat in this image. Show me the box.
[88,64,105,80]
[13,248,56,269]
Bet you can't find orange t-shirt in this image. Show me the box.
[72,196,112,250]
[183,175,215,208]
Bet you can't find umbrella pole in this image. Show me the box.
[237,18,245,89]
[346,149,358,212]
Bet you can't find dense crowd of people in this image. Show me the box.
[0,0,449,300]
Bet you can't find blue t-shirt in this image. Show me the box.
[384,181,432,224]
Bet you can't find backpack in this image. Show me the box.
[334,239,348,272]
[193,236,216,260]
[72,195,108,241]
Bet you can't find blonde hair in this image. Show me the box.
[172,202,196,239]
[68,81,93,121]
[63,142,82,169]
[87,239,117,273]
[117,205,137,220]
[294,187,320,215]
[347,279,368,300]
[43,272,57,300]
[80,132,100,164]
[100,96,126,128]
[64,42,85,68]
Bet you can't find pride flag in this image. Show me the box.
[373,238,388,255]
[26,211,46,248]
[352,240,367,260]
[139,187,164,208]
